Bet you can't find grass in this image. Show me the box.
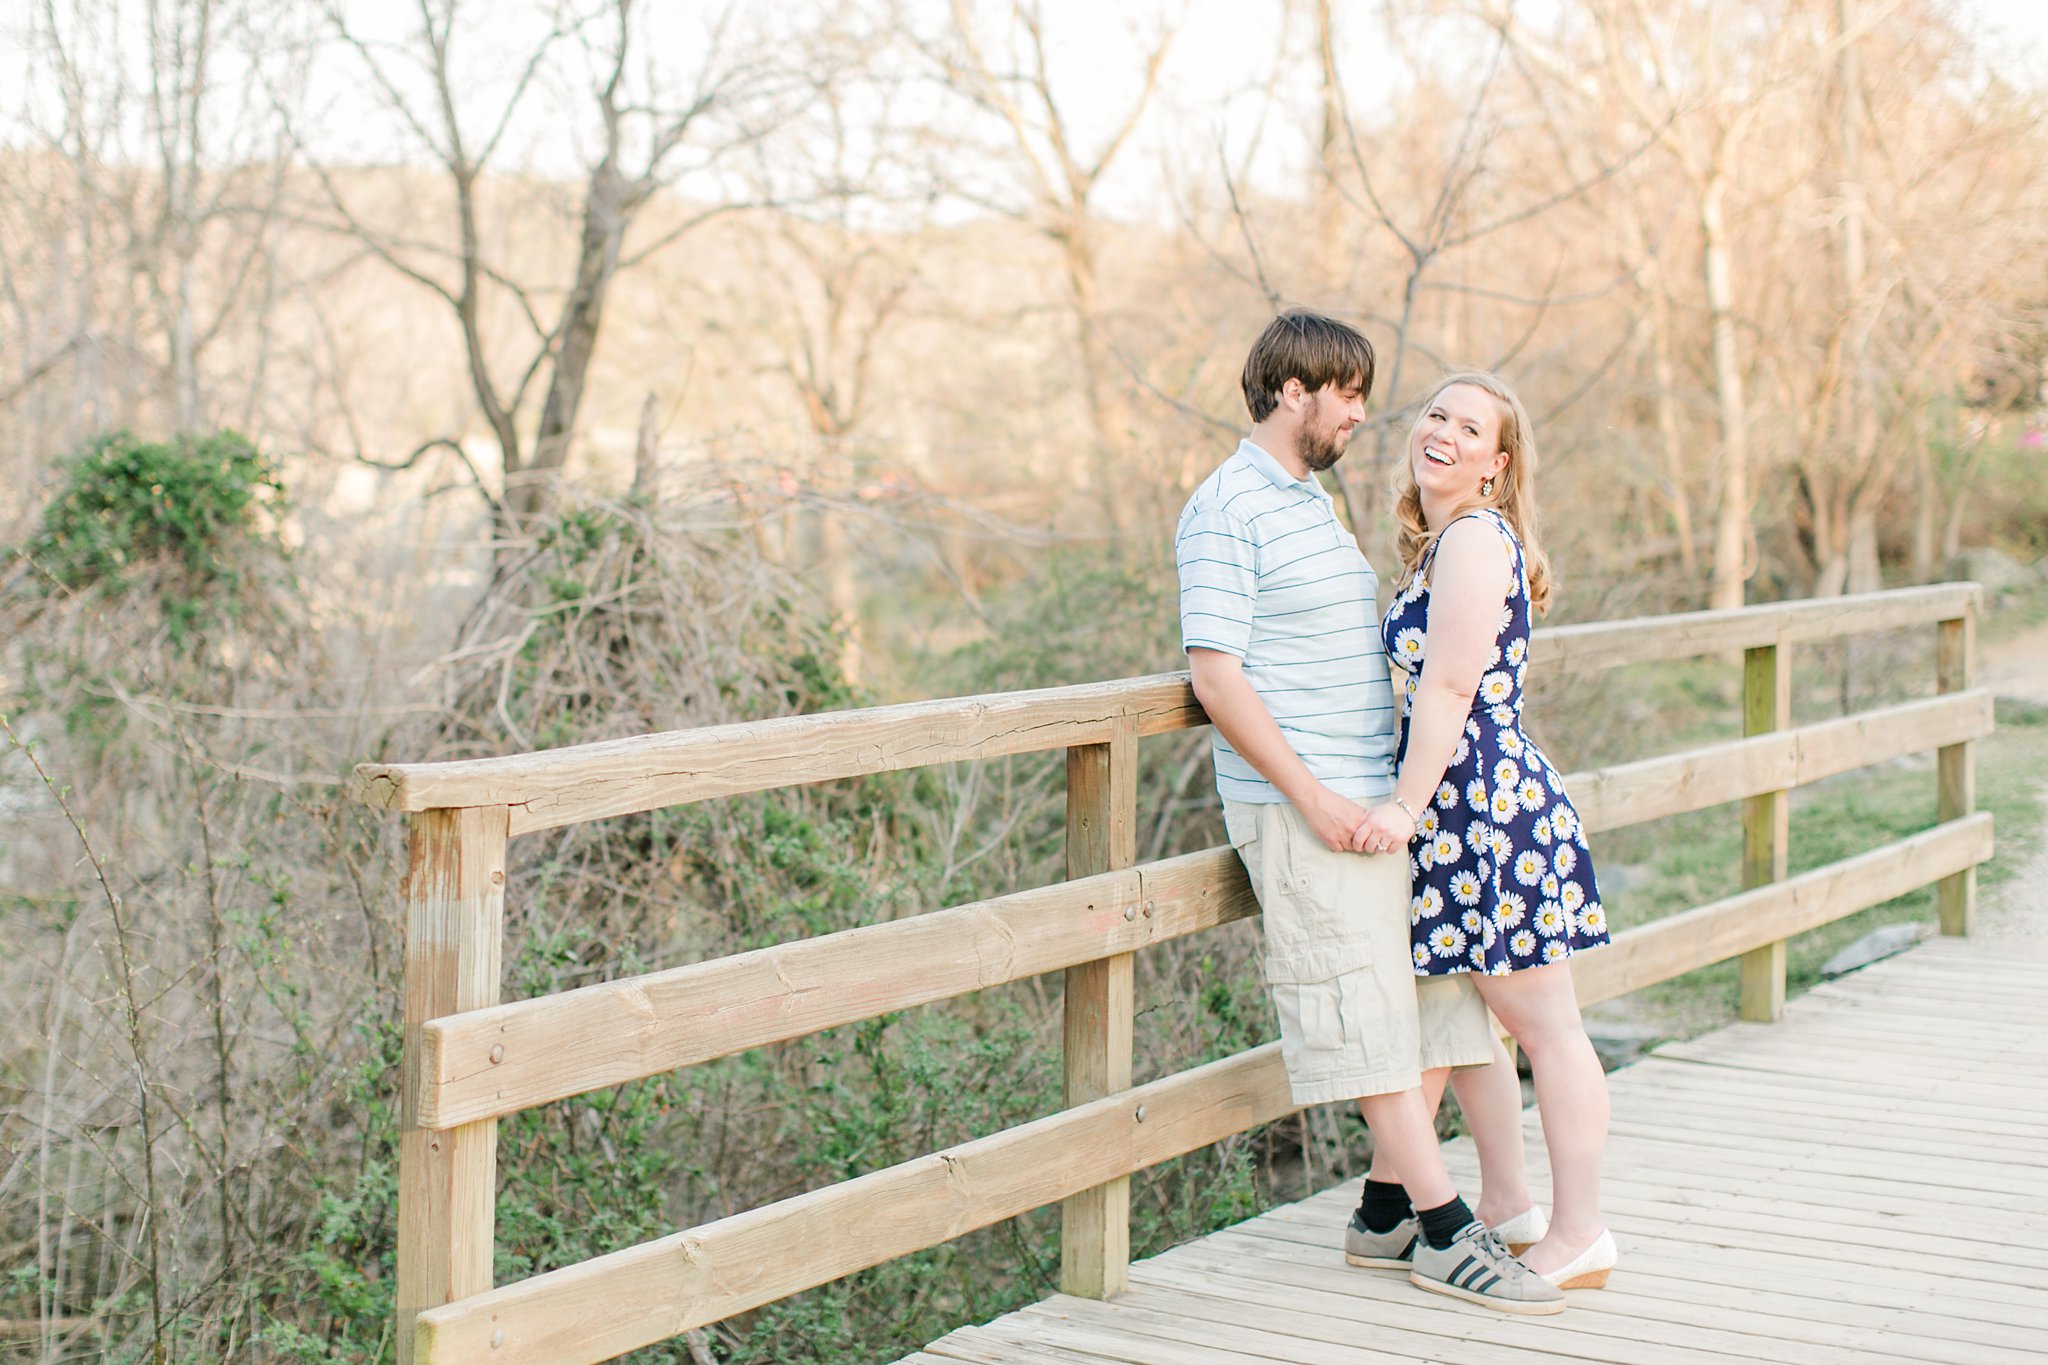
[1583,681,2048,1040]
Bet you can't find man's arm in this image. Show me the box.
[1188,647,1370,852]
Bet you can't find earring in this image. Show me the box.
[1480,477,1495,498]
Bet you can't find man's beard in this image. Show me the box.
[1298,422,1348,472]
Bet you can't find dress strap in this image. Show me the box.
[1422,510,1526,599]
[1422,509,1517,567]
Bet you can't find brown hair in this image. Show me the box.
[1240,310,1376,422]
[1392,371,1554,614]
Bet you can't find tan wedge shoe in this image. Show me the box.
[1539,1229,1617,1290]
[1487,1205,1548,1256]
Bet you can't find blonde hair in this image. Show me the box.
[1392,371,1553,614]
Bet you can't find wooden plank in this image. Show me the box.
[1937,612,1978,935]
[418,846,1254,1129]
[1533,583,1979,674]
[1575,1246,2048,1341]
[412,1044,1298,1364]
[1568,814,1992,1007]
[1131,1253,1858,1365]
[348,588,1980,831]
[1014,1290,1611,1365]
[1738,640,1790,1022]
[348,676,1203,830]
[1598,1075,2048,1142]
[1186,1232,2043,1361]
[1565,690,1993,835]
[1060,716,1138,1299]
[1141,1242,1974,1365]
[395,807,508,1365]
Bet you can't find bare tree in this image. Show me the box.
[1570,0,1823,609]
[302,0,816,521]
[1303,2,1651,540]
[707,65,927,681]
[925,0,1182,528]
[0,0,306,461]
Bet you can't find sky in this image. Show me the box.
[1,0,2043,219]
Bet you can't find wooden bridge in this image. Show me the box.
[906,930,2048,1364]
[349,583,2007,1365]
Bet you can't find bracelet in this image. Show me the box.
[1392,795,1421,826]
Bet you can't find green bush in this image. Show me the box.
[23,429,285,622]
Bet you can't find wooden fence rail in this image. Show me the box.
[348,582,1991,1365]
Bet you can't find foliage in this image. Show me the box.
[20,429,286,638]
[10,464,2044,1365]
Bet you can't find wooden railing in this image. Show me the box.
[348,582,1992,1365]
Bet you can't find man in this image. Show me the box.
[1175,310,1562,1314]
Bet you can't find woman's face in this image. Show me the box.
[1410,383,1507,506]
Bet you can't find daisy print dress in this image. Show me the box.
[1380,510,1609,976]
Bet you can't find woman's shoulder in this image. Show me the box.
[1437,510,1518,557]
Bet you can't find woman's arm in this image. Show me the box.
[1351,518,1513,850]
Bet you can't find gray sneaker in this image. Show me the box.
[1409,1220,1567,1315]
[1343,1210,1418,1268]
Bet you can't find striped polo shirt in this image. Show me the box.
[1176,438,1398,804]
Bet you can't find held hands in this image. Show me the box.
[1350,801,1417,857]
[1300,786,1375,853]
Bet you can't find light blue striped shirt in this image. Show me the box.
[1176,439,1398,804]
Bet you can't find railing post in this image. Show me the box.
[1059,712,1138,1299]
[1738,640,1791,1022]
[395,806,509,1365]
[1937,601,1978,935]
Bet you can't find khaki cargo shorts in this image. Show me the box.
[1224,797,1492,1105]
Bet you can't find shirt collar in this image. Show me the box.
[1238,438,1331,501]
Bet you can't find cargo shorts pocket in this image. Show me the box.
[1226,802,1384,985]
[1277,977,1348,1054]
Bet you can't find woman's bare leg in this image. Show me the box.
[1473,961,1608,1274]
[1449,1033,1536,1227]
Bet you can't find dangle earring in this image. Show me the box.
[1480,477,1495,498]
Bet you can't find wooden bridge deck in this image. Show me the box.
[905,933,2048,1365]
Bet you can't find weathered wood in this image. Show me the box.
[1570,814,1993,1008]
[414,688,1998,1131]
[1566,691,1993,835]
[417,848,1254,1130]
[1739,641,1791,1022]
[1937,611,1977,935]
[411,1043,1297,1365]
[1061,715,1139,1299]
[395,807,508,1365]
[344,588,1983,831]
[902,932,2048,1365]
[1532,582,1980,674]
[348,678,1203,830]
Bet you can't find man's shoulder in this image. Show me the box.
[1180,448,1283,529]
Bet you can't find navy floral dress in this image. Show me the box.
[1380,511,1609,976]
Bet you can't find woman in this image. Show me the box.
[1351,371,1616,1290]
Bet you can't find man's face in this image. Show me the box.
[1296,379,1367,472]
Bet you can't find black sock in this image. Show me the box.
[1417,1196,1476,1250]
[1356,1178,1413,1234]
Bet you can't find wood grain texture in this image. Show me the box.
[417,847,1255,1130]
[348,589,1981,828]
[1532,582,1979,674]
[1738,642,1791,1023]
[412,1044,1297,1365]
[1564,690,1992,835]
[395,807,508,1365]
[1570,813,1993,1008]
[904,932,2048,1365]
[349,676,1204,828]
[1060,718,1139,1299]
[1936,612,1978,935]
